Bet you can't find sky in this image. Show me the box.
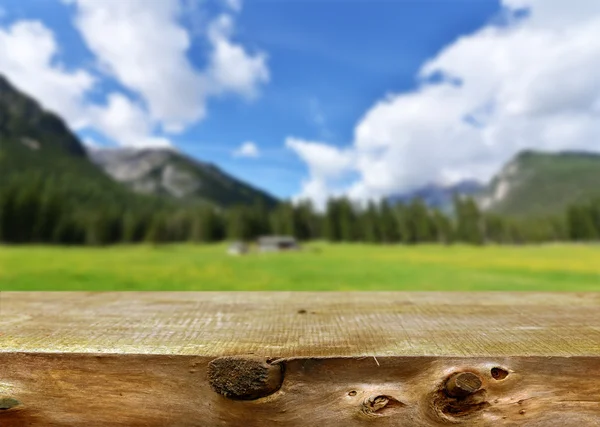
[1,0,599,206]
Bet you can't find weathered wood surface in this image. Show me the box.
[2,292,600,357]
[1,292,600,426]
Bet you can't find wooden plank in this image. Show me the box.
[1,292,600,426]
[2,292,600,357]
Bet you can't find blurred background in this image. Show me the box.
[0,0,599,290]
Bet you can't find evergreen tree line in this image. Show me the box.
[1,177,600,246]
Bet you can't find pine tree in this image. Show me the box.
[455,196,484,245]
[338,197,356,242]
[361,201,380,243]
[379,200,399,243]
[405,199,435,244]
[324,198,342,242]
[227,206,255,241]
[191,207,225,243]
[294,200,317,241]
[145,214,168,245]
[432,209,454,244]
[567,204,598,241]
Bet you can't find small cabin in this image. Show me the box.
[257,236,299,252]
[227,241,248,256]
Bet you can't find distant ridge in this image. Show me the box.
[88,147,279,208]
[0,73,278,209]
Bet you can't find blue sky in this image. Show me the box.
[1,0,600,204]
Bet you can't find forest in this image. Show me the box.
[1,170,599,246]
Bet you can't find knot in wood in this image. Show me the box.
[208,356,284,400]
[0,397,21,410]
[445,372,482,398]
[362,395,404,416]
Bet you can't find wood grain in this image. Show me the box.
[1,292,599,426]
[2,292,600,357]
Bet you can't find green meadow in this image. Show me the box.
[1,243,599,291]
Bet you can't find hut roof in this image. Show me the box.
[257,236,297,245]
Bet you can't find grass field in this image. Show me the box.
[1,243,599,291]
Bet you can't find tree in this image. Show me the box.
[432,209,454,244]
[324,198,342,242]
[191,207,225,243]
[378,200,399,243]
[294,200,318,241]
[360,201,380,243]
[484,214,509,244]
[454,196,484,245]
[567,204,598,241]
[338,197,357,242]
[404,199,435,244]
[227,206,255,241]
[145,214,169,245]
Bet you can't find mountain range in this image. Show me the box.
[87,147,278,208]
[388,150,600,216]
[478,150,600,216]
[0,75,277,210]
[387,180,484,214]
[2,73,600,216]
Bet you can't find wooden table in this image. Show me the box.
[1,292,599,426]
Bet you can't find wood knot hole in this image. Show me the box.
[0,398,21,410]
[491,367,509,380]
[435,372,489,418]
[445,372,482,398]
[362,395,404,416]
[208,356,284,400]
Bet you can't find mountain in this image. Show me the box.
[388,180,484,213]
[0,75,85,158]
[88,147,278,208]
[388,149,600,217]
[0,75,148,212]
[0,74,277,210]
[479,150,600,216]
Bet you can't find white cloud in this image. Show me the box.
[233,141,260,158]
[65,0,207,133]
[0,1,269,149]
[207,14,269,98]
[66,1,267,130]
[294,178,335,211]
[288,0,600,203]
[285,137,356,208]
[0,19,170,148]
[89,93,172,148]
[0,20,95,128]
[286,137,353,179]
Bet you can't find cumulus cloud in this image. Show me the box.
[233,141,260,158]
[288,0,600,203]
[286,137,354,179]
[89,94,172,148]
[0,20,95,128]
[0,1,269,149]
[285,137,355,208]
[207,14,269,98]
[65,0,207,133]
[67,0,267,128]
[0,18,173,148]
